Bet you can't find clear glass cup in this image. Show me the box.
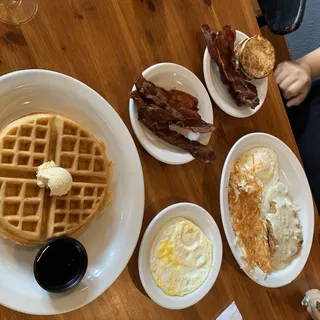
[0,0,38,25]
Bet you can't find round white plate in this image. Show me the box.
[0,70,145,314]
[220,133,314,287]
[138,202,222,309]
[203,30,268,118]
[129,63,213,165]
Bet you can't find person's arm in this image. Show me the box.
[275,47,320,107]
[298,48,320,79]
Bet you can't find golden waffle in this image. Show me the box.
[47,182,109,238]
[0,114,52,169]
[0,113,112,245]
[54,116,108,177]
[228,162,272,273]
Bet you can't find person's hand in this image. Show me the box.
[308,307,320,320]
[306,289,320,320]
[275,61,312,107]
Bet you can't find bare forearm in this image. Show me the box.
[298,48,320,79]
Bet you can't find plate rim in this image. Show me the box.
[138,202,223,309]
[0,69,145,315]
[219,132,314,287]
[129,62,213,165]
[203,30,268,118]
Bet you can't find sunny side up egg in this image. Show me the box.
[238,147,279,187]
[150,217,213,296]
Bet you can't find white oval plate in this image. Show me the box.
[129,63,213,165]
[220,133,314,287]
[203,30,268,118]
[0,70,145,315]
[138,202,222,309]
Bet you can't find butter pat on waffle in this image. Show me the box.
[0,113,112,245]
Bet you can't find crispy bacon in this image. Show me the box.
[201,24,259,109]
[130,88,215,162]
[168,89,199,111]
[140,117,215,163]
[175,119,214,133]
[130,91,214,133]
[130,91,175,129]
[135,75,201,120]
[155,128,215,163]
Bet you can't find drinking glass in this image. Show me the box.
[0,0,38,25]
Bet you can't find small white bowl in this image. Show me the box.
[203,30,268,118]
[129,63,213,165]
[138,202,222,309]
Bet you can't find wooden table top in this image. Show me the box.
[1,0,320,319]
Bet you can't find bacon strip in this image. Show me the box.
[140,119,215,163]
[135,75,201,120]
[131,91,176,129]
[130,90,215,163]
[130,91,214,133]
[175,119,214,133]
[201,24,259,109]
[154,128,215,163]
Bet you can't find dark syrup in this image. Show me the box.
[35,239,83,289]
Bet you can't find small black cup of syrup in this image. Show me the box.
[34,237,88,293]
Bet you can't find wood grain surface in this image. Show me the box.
[0,0,319,319]
[250,0,260,13]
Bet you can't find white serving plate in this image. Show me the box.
[138,202,222,309]
[0,70,145,315]
[203,30,268,118]
[220,133,314,287]
[129,63,213,165]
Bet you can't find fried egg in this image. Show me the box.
[150,217,213,296]
[238,147,279,187]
